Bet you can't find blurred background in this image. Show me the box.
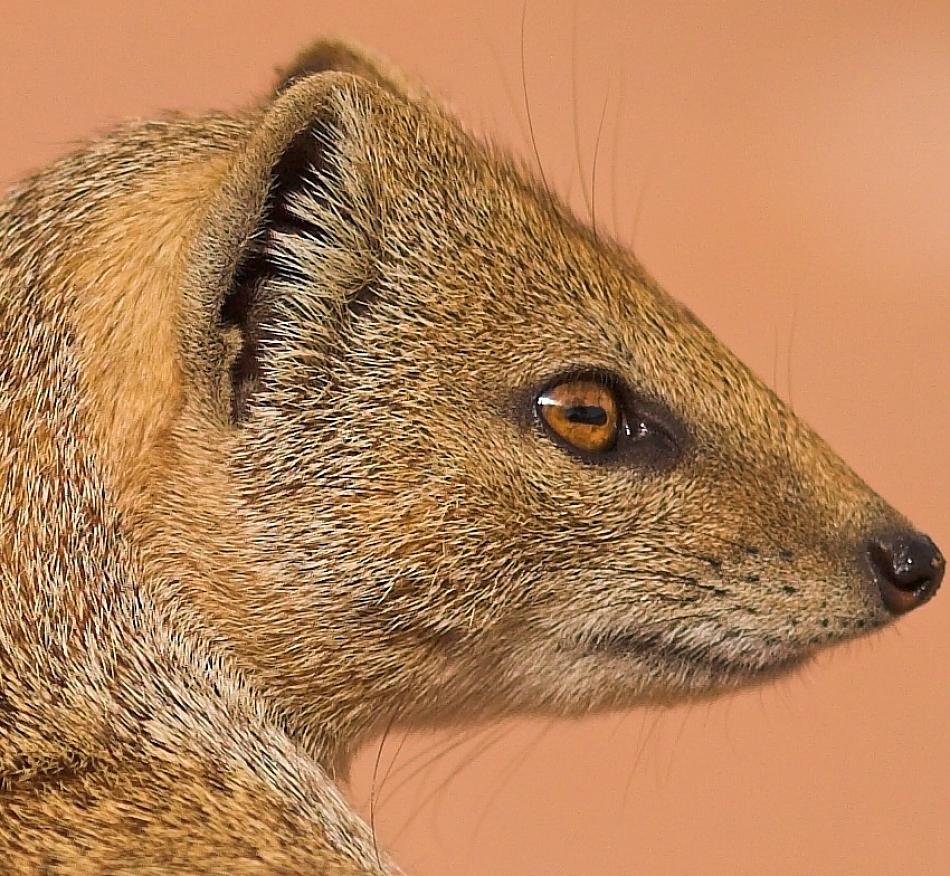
[2,2,947,873]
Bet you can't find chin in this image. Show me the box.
[641,647,817,703]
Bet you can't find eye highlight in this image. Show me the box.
[537,379,620,455]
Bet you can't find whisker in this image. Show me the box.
[664,703,693,787]
[377,726,487,808]
[391,723,510,843]
[609,63,626,238]
[786,293,799,412]
[621,706,664,811]
[589,67,612,237]
[570,1,593,223]
[475,21,532,150]
[376,726,412,802]
[520,1,550,194]
[772,323,781,397]
[467,719,555,854]
[369,711,398,872]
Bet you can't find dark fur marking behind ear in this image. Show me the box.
[345,282,381,321]
[221,252,265,422]
[274,40,411,102]
[275,43,363,96]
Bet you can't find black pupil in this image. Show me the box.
[565,404,607,426]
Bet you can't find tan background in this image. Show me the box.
[2,2,947,873]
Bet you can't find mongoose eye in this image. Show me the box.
[537,379,620,455]
[535,373,684,466]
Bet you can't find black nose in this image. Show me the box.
[866,531,944,615]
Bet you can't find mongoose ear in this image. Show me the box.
[186,70,384,423]
[273,39,424,103]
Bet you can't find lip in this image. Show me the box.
[580,629,811,680]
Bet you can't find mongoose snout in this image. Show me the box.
[865,530,944,614]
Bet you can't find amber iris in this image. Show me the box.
[537,379,620,454]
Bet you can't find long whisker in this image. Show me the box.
[376,726,412,803]
[467,719,555,853]
[664,702,694,787]
[786,293,798,413]
[369,711,398,872]
[570,1,593,222]
[621,706,665,811]
[377,725,489,809]
[520,1,550,193]
[589,68,612,237]
[772,323,781,397]
[475,21,532,150]
[609,64,626,238]
[390,723,511,843]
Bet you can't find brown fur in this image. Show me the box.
[0,40,937,873]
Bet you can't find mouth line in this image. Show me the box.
[580,629,811,679]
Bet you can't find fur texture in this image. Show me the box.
[0,41,938,873]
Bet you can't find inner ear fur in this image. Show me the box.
[186,42,432,425]
[182,70,381,424]
[221,112,348,421]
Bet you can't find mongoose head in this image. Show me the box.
[69,43,939,762]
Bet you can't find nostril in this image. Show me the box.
[867,532,944,615]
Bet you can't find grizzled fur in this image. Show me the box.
[0,40,931,873]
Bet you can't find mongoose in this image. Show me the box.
[0,39,942,874]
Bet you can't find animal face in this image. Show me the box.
[126,46,940,753]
